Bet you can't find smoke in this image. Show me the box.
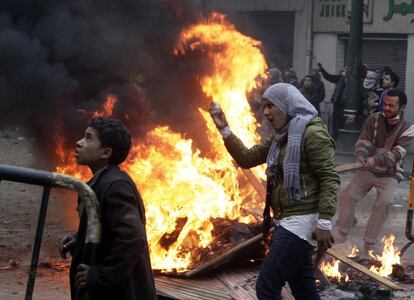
[0,0,211,166]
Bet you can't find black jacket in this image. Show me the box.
[319,66,346,106]
[70,164,156,300]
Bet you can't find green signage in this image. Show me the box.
[383,0,414,22]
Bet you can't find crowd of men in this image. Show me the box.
[261,64,402,141]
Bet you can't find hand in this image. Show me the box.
[59,234,76,259]
[312,228,334,250]
[317,62,322,70]
[75,264,90,289]
[346,115,356,123]
[364,157,375,168]
[209,102,229,130]
[356,155,367,165]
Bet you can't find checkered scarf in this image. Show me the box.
[263,83,318,202]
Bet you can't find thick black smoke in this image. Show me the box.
[0,0,211,167]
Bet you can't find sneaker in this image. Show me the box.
[332,227,348,243]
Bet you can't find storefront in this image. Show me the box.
[313,0,414,123]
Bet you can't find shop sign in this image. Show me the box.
[383,0,414,22]
[317,0,373,23]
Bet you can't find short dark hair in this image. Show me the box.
[383,66,392,74]
[388,72,400,87]
[89,117,132,165]
[387,88,407,107]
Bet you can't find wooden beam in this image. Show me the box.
[184,228,275,277]
[326,248,401,290]
[217,265,294,300]
[239,168,266,200]
[335,162,363,174]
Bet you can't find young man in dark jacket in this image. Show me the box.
[59,117,156,300]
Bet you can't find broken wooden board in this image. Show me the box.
[218,267,294,300]
[326,248,401,290]
[240,168,266,200]
[184,228,274,277]
[156,264,293,300]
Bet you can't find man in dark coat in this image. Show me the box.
[309,68,326,107]
[59,117,156,300]
[317,62,347,140]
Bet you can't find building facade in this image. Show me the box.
[197,0,313,80]
[195,0,414,131]
[313,0,413,124]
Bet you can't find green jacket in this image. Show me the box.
[224,117,340,220]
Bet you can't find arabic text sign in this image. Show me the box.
[383,0,414,22]
[314,0,414,33]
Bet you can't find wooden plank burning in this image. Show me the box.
[326,248,401,290]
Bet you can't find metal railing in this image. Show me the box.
[0,164,101,300]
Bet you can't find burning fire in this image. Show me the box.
[347,245,359,258]
[93,94,118,117]
[369,234,401,277]
[55,13,269,272]
[321,259,349,282]
[55,137,90,179]
[321,236,402,281]
[174,12,268,180]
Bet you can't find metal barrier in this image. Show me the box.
[0,164,101,300]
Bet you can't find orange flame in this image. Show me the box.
[369,234,401,276]
[56,13,268,272]
[347,245,359,258]
[124,126,259,271]
[55,136,90,179]
[175,13,267,180]
[320,259,349,282]
[93,94,118,117]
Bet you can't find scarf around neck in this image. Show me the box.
[263,83,318,202]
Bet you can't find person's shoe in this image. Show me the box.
[332,227,348,243]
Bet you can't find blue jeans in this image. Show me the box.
[256,226,320,300]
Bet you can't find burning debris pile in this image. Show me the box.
[318,235,414,299]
